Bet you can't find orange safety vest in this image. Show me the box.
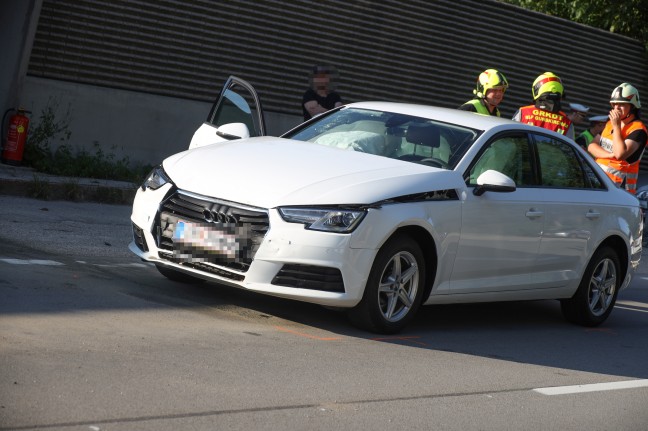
[595,120,648,194]
[518,105,571,135]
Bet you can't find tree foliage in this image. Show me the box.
[499,0,648,50]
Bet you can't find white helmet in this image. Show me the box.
[610,83,641,109]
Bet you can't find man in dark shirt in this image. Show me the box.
[302,65,342,121]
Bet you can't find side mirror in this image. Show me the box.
[216,122,250,140]
[473,169,516,196]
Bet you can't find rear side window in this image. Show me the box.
[534,134,604,189]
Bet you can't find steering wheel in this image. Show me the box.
[397,154,422,162]
[397,154,448,169]
[350,142,366,153]
[419,157,449,169]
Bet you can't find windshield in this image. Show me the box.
[283,107,481,170]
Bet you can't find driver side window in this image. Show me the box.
[534,134,590,188]
[468,134,532,186]
[207,77,265,138]
[211,89,257,136]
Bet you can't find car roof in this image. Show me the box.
[345,101,520,130]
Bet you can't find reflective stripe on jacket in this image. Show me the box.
[596,120,648,194]
[518,105,571,135]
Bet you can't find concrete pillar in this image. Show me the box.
[0,0,43,125]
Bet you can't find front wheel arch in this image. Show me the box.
[347,233,428,334]
[387,226,437,301]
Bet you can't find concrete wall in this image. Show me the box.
[9,0,648,168]
[20,77,302,166]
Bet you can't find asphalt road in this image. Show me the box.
[1,196,647,430]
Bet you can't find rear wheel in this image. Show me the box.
[560,246,620,326]
[348,235,426,334]
[155,264,205,284]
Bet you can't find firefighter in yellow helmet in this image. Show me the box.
[458,69,509,117]
[588,83,647,194]
[512,72,575,139]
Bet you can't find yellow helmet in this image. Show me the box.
[473,69,509,98]
[532,72,564,100]
[610,83,641,109]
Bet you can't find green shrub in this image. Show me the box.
[23,98,151,184]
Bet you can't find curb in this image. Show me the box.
[0,165,138,205]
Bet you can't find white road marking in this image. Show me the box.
[534,379,648,395]
[0,258,64,266]
[616,300,648,309]
[1,258,146,268]
[615,305,648,313]
[615,300,648,313]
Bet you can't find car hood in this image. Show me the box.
[163,136,465,208]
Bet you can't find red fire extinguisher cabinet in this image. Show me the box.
[2,108,31,166]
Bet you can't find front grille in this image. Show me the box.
[132,223,148,252]
[272,264,345,292]
[154,190,269,273]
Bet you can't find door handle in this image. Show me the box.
[586,210,600,219]
[526,209,544,219]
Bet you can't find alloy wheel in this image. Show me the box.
[377,250,419,322]
[588,257,617,317]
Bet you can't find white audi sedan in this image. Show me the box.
[130,76,642,334]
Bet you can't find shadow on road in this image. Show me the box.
[3,251,647,381]
[108,262,648,381]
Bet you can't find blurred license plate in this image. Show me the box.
[173,220,238,259]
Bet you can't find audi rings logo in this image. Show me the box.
[203,207,238,224]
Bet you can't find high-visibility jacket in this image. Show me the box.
[463,99,500,117]
[595,120,648,194]
[518,105,571,135]
[576,129,595,148]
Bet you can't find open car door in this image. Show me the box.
[189,76,267,149]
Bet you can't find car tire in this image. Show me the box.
[155,264,205,284]
[560,246,620,327]
[347,235,426,334]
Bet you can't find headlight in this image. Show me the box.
[278,207,366,233]
[141,166,171,190]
